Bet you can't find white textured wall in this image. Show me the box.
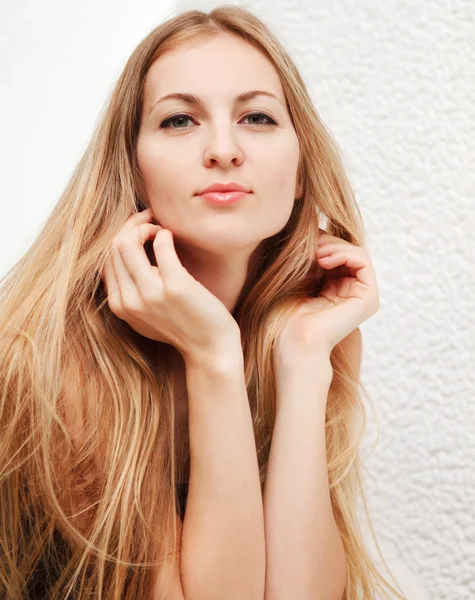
[2,1,474,599]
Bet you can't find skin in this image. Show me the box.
[136,32,302,320]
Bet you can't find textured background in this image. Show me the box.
[2,1,474,598]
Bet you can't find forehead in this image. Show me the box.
[142,33,286,108]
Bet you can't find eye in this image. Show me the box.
[159,111,277,130]
[159,113,195,129]
[241,112,277,126]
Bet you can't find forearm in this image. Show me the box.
[263,358,347,600]
[180,344,266,600]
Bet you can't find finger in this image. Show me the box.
[316,243,363,257]
[134,207,154,220]
[317,250,377,289]
[103,255,123,312]
[122,207,155,232]
[101,212,156,308]
[317,234,355,247]
[111,246,139,307]
[153,229,184,282]
[116,223,164,292]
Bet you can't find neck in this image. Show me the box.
[172,236,265,314]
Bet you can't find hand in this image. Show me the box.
[276,228,380,361]
[100,208,240,363]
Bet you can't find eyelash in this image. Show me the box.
[159,111,277,130]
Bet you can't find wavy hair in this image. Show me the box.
[0,5,407,599]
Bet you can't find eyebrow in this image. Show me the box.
[148,90,284,115]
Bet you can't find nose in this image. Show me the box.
[202,124,244,167]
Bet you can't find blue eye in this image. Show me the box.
[159,112,277,130]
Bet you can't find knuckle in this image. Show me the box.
[116,239,129,253]
[107,295,123,316]
[122,295,141,313]
[140,287,161,304]
[164,281,184,299]
[111,235,127,252]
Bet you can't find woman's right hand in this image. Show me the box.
[100,208,241,365]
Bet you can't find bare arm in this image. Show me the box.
[263,360,346,600]
[179,338,266,600]
[150,511,186,599]
[263,330,362,599]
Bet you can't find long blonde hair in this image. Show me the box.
[0,5,407,599]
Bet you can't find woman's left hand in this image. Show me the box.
[276,229,380,361]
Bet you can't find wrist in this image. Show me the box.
[274,351,333,386]
[184,329,243,373]
[275,341,332,369]
[274,357,333,415]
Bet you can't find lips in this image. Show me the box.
[197,182,250,195]
[200,190,249,206]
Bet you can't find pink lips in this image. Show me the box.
[197,181,250,195]
[199,191,249,206]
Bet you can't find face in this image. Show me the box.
[136,33,302,259]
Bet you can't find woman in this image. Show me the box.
[0,5,407,599]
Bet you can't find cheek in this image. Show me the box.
[256,138,299,231]
[264,136,300,195]
[137,138,186,199]
[256,180,296,236]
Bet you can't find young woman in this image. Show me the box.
[0,5,407,600]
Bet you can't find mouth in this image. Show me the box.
[197,190,250,206]
[196,182,251,195]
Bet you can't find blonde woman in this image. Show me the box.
[0,6,407,600]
